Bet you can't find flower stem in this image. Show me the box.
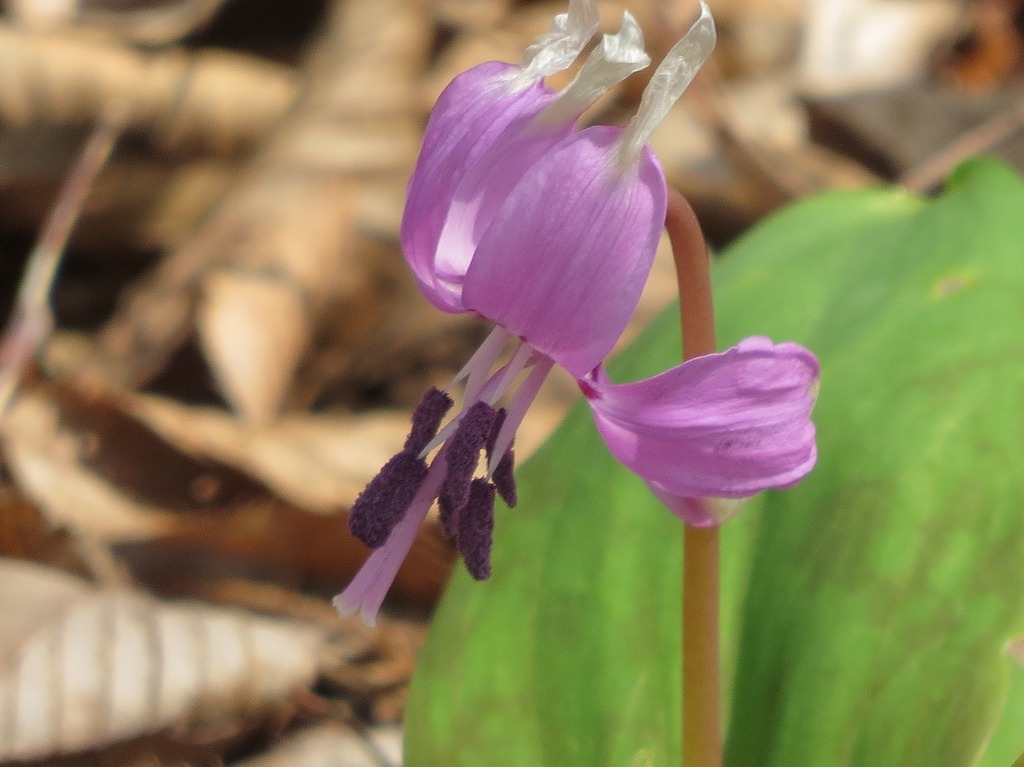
[666,187,721,767]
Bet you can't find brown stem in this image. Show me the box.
[666,187,721,767]
[0,108,123,417]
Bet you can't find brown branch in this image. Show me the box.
[0,110,123,417]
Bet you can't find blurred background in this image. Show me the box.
[0,0,1020,763]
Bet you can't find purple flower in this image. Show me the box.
[335,1,818,624]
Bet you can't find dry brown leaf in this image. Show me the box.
[0,384,453,604]
[0,558,325,762]
[0,481,131,587]
[800,0,965,95]
[199,271,310,427]
[0,24,298,154]
[234,722,402,767]
[8,0,231,44]
[435,0,510,32]
[0,390,179,541]
[65,0,430,424]
[150,500,452,612]
[121,392,416,512]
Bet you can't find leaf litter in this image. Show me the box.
[1,0,1023,763]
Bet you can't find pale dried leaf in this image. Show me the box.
[0,24,297,154]
[198,271,312,427]
[3,0,76,28]
[718,77,808,151]
[121,392,413,512]
[0,558,324,761]
[73,0,428,415]
[1,391,178,540]
[234,722,402,767]
[434,0,509,32]
[8,0,230,43]
[0,385,452,603]
[800,0,966,95]
[188,173,354,425]
[275,116,421,175]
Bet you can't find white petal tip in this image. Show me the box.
[604,12,650,67]
[616,1,717,165]
[333,594,378,627]
[515,0,601,86]
[534,8,650,127]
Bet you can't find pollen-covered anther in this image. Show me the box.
[348,450,428,548]
[439,401,497,516]
[458,478,497,580]
[438,493,459,539]
[405,387,454,453]
[347,387,452,548]
[486,408,517,507]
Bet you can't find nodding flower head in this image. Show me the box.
[335,0,818,625]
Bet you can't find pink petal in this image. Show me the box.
[401,63,556,312]
[462,125,667,378]
[583,337,819,510]
[433,119,575,292]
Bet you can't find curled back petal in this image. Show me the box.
[583,337,819,503]
[462,125,667,379]
[401,63,555,312]
[433,13,652,291]
[432,111,574,293]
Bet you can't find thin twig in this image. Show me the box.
[901,100,1024,193]
[666,187,721,767]
[0,109,123,417]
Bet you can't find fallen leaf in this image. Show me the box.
[0,23,297,154]
[0,558,325,762]
[800,0,964,95]
[7,0,231,44]
[121,392,419,512]
[234,722,402,767]
[69,0,429,424]
[1,390,179,541]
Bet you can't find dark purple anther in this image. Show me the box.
[458,478,496,580]
[439,401,496,516]
[405,387,454,454]
[349,388,452,547]
[438,493,459,539]
[348,450,427,548]
[491,451,517,508]
[485,408,517,507]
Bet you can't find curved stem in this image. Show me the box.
[666,187,721,767]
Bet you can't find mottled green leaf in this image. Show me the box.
[719,159,1024,767]
[406,159,1024,766]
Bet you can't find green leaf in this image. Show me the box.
[719,159,1024,767]
[405,158,1024,766]
[405,312,698,766]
